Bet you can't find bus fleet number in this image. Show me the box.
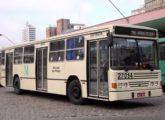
[118,73,133,79]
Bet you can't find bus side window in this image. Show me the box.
[49,40,65,62]
[67,39,75,49]
[14,47,23,64]
[24,45,34,63]
[67,50,75,60]
[1,51,5,65]
[66,36,84,61]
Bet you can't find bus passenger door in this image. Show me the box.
[36,47,47,91]
[6,52,13,87]
[88,40,109,98]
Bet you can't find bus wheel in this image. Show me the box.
[68,80,85,105]
[13,77,22,95]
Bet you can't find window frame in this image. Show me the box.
[1,51,5,65]
[24,45,35,64]
[110,37,158,70]
[66,36,84,61]
[14,47,23,64]
[49,40,65,62]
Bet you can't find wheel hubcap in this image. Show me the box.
[14,82,18,91]
[72,86,81,99]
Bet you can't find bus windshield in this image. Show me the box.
[111,38,157,70]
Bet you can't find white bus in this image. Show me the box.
[0,25,163,104]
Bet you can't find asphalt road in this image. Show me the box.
[0,87,165,120]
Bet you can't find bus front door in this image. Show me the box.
[88,40,109,98]
[36,47,47,91]
[6,52,13,87]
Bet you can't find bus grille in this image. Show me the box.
[133,72,159,79]
[129,81,149,87]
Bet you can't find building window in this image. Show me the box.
[66,36,84,60]
[14,47,23,64]
[49,40,65,62]
[24,45,34,63]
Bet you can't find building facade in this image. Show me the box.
[46,19,86,37]
[22,22,36,42]
[145,0,165,12]
[46,25,57,38]
[131,5,145,15]
[57,19,70,35]
[70,23,86,30]
[132,0,165,15]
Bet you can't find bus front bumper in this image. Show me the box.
[109,89,163,101]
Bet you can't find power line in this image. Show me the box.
[107,0,129,23]
[0,34,15,45]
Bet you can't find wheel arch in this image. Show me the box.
[13,74,20,86]
[66,75,81,96]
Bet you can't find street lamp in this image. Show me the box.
[0,34,15,45]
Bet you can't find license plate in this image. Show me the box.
[137,92,145,98]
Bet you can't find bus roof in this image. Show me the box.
[1,24,158,51]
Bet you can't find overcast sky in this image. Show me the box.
[0,0,144,48]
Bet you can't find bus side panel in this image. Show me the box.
[159,61,165,86]
[21,78,36,90]
[64,37,87,98]
[18,64,36,90]
[0,66,6,87]
[65,60,87,98]
[47,62,66,95]
[48,80,66,95]
[13,65,23,88]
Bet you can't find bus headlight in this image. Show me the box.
[117,83,128,88]
[123,83,128,88]
[150,82,154,86]
[155,81,158,86]
[118,83,122,88]
[150,81,159,86]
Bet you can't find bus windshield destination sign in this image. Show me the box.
[114,26,157,38]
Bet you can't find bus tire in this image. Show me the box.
[13,77,22,95]
[67,80,85,105]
